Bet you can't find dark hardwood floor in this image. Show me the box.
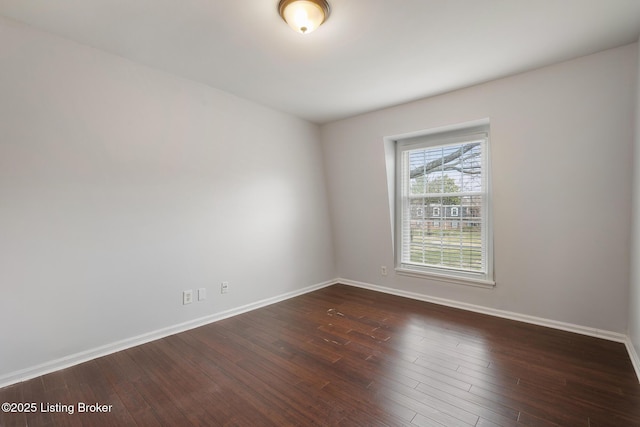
[2,284,639,426]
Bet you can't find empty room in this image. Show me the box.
[2,1,640,426]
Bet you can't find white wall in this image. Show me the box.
[0,17,335,381]
[322,44,637,333]
[629,39,640,363]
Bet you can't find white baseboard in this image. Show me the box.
[0,280,335,389]
[625,337,640,382]
[338,278,627,342]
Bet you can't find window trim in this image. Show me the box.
[393,123,495,288]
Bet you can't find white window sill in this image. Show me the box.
[395,267,496,289]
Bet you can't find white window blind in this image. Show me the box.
[396,126,493,286]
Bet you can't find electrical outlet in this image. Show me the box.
[221,281,229,294]
[381,266,388,276]
[183,290,193,305]
[198,288,206,301]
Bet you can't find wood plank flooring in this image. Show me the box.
[1,284,639,426]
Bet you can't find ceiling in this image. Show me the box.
[1,0,639,124]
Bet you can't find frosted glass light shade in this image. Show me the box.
[278,0,330,34]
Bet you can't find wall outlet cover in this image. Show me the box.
[183,290,193,305]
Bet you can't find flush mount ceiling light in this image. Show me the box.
[278,0,330,34]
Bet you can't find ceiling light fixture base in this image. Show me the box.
[278,0,331,34]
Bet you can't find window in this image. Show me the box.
[395,124,493,286]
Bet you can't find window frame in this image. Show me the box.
[394,124,494,288]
